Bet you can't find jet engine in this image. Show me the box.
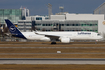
[60,37,70,43]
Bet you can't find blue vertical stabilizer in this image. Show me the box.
[5,19,26,39]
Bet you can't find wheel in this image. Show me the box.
[51,42,56,44]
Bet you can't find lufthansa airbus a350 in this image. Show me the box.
[5,19,103,44]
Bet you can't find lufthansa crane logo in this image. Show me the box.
[9,26,16,32]
[103,21,105,25]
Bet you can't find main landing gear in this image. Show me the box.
[51,42,56,44]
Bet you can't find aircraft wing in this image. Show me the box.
[35,32,60,40]
[45,35,60,39]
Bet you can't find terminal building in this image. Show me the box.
[17,2,105,36]
[18,13,105,36]
[0,7,29,32]
[0,9,22,25]
[0,2,104,37]
[18,15,46,32]
[0,7,29,25]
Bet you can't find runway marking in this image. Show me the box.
[0,53,105,55]
[0,44,105,45]
[0,47,105,49]
[1,58,105,64]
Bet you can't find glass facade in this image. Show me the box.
[0,9,22,24]
[18,21,32,32]
[36,17,42,20]
[64,21,98,32]
[35,20,98,32]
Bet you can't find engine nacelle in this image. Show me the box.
[60,37,70,43]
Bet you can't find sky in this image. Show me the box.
[0,0,105,16]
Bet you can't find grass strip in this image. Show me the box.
[0,48,105,53]
[0,54,105,58]
[0,64,105,70]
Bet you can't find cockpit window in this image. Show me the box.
[97,34,100,36]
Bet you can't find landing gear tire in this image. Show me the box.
[51,42,56,44]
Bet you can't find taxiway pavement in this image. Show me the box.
[0,58,105,64]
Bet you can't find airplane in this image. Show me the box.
[5,19,103,44]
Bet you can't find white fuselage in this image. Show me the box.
[22,31,103,42]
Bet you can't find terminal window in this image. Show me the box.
[36,17,42,20]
